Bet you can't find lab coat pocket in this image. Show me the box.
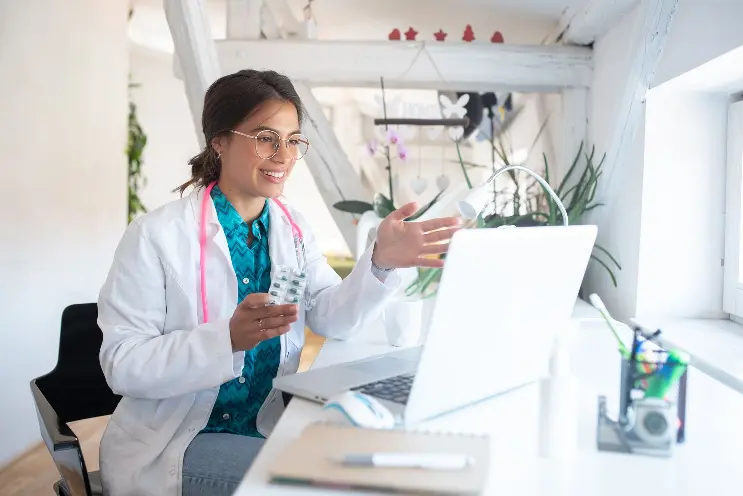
[113,395,192,446]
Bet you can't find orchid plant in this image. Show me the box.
[333,127,444,221]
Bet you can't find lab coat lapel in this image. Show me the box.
[188,187,236,321]
[268,200,299,270]
[189,187,231,263]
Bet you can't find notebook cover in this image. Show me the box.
[268,422,490,495]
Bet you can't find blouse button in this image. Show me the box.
[222,413,230,420]
[238,376,246,384]
[242,277,249,285]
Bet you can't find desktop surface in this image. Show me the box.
[235,300,743,495]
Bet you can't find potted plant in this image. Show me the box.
[405,141,622,302]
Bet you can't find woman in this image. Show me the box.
[97,69,460,496]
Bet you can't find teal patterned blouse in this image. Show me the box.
[201,185,280,438]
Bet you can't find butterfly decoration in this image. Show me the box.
[439,93,469,141]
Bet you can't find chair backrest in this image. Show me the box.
[36,303,121,422]
[31,303,121,496]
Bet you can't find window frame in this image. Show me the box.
[723,99,743,317]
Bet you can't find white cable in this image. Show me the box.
[458,164,569,226]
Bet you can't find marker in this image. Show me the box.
[338,453,474,471]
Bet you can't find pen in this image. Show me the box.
[338,453,474,470]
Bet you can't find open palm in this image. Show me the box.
[372,202,461,269]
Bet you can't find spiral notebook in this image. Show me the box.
[268,422,490,495]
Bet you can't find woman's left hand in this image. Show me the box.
[372,202,462,270]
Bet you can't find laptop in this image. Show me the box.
[274,225,597,425]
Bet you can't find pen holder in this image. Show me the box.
[596,327,688,457]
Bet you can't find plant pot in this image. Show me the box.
[382,298,423,347]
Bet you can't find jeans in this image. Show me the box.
[182,433,265,495]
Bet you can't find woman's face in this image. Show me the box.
[212,99,303,199]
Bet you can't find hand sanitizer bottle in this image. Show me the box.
[538,327,578,459]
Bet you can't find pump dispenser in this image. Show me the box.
[538,327,578,459]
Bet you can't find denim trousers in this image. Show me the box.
[182,432,265,496]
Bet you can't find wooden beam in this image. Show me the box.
[164,0,222,147]
[295,82,369,252]
[592,0,679,215]
[226,0,263,40]
[217,40,593,92]
[556,0,640,45]
[263,0,300,36]
[257,1,365,252]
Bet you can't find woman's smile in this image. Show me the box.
[259,169,287,183]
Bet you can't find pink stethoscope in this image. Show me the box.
[199,181,306,323]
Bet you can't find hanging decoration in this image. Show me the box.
[438,94,469,141]
[404,27,418,41]
[388,28,401,40]
[462,24,475,42]
[433,29,448,41]
[491,31,504,43]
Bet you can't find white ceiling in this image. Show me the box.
[284,0,582,21]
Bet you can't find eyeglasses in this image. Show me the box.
[230,129,310,161]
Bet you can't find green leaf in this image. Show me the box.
[590,254,618,287]
[583,202,605,212]
[333,200,374,215]
[455,141,472,189]
[373,192,396,218]
[556,141,584,198]
[406,189,446,221]
[594,244,622,270]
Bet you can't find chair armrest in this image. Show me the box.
[30,379,78,453]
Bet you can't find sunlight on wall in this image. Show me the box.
[282,158,352,257]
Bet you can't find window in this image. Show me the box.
[723,99,743,318]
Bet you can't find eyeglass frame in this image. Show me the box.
[229,129,310,160]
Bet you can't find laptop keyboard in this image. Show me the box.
[351,374,414,404]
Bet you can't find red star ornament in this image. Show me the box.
[404,27,418,40]
[462,24,475,42]
[491,31,504,43]
[388,28,401,40]
[434,29,447,41]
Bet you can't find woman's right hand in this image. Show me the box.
[229,293,299,351]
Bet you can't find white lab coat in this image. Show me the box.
[97,187,401,496]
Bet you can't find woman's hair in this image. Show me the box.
[175,69,304,194]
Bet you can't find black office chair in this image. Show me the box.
[30,303,121,496]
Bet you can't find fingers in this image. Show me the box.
[421,242,451,256]
[260,325,292,339]
[253,303,299,320]
[419,216,461,233]
[387,202,419,221]
[242,293,271,308]
[423,227,460,244]
[256,314,298,331]
[415,256,446,268]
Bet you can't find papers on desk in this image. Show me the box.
[268,423,490,495]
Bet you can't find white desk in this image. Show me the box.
[235,300,743,495]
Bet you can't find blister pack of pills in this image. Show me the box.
[268,265,308,305]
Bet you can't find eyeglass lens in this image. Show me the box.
[254,130,309,160]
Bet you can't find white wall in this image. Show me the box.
[635,89,728,319]
[0,0,129,466]
[583,0,743,321]
[653,0,743,89]
[130,44,199,211]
